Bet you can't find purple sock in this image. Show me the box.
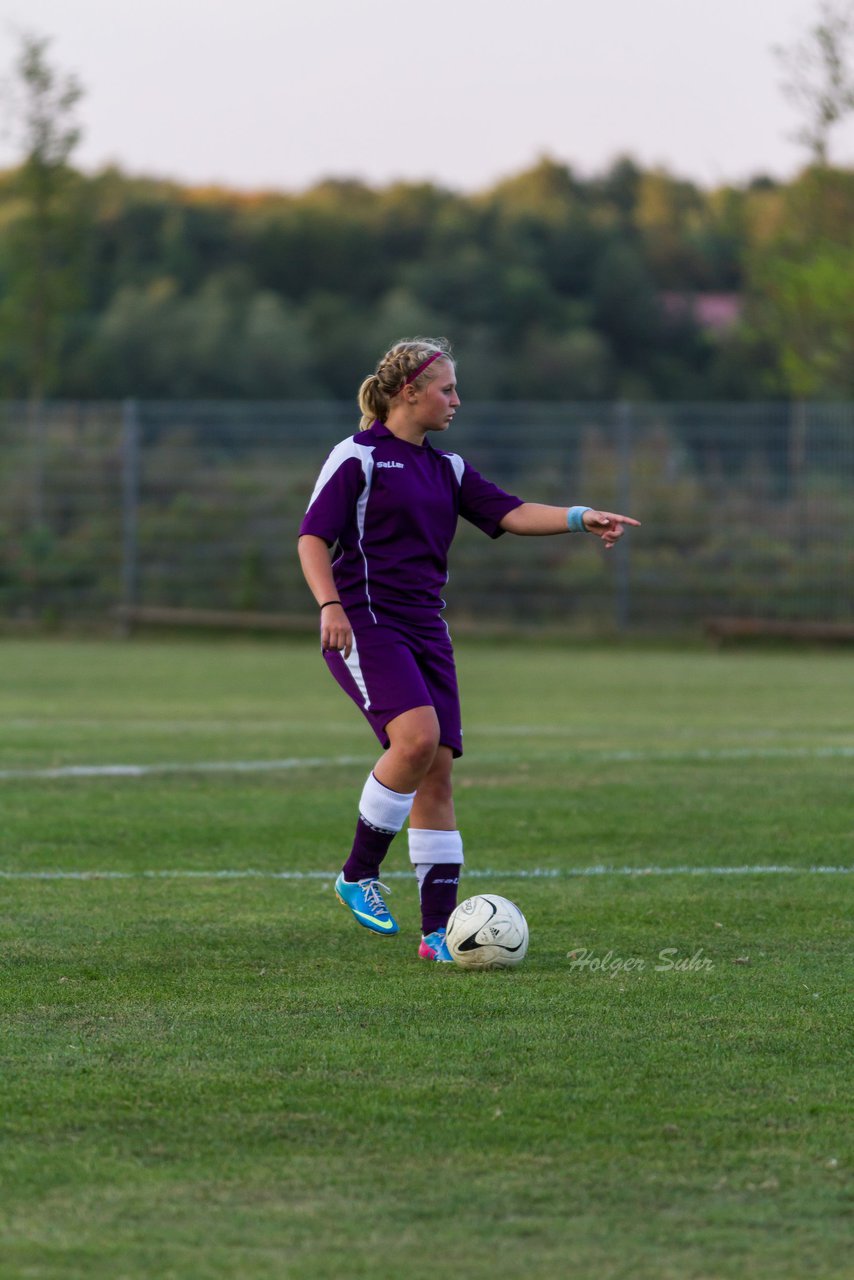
[419,864,461,935]
[341,817,396,882]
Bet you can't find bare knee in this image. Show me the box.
[383,708,442,788]
[396,726,440,776]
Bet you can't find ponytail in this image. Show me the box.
[358,373,390,431]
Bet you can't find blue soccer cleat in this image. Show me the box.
[334,873,399,935]
[418,928,453,962]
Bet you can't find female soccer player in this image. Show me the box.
[298,338,639,962]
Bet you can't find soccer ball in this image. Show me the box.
[446,894,529,969]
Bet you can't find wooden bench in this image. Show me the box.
[114,605,316,634]
[705,617,854,645]
[114,606,532,639]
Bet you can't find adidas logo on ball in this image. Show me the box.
[445,894,529,969]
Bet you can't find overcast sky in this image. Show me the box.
[2,0,852,192]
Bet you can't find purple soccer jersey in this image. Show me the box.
[299,419,523,625]
[300,419,524,755]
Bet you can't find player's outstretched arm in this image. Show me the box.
[499,503,640,549]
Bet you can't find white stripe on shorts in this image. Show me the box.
[344,634,371,710]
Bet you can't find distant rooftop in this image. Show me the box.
[660,293,743,332]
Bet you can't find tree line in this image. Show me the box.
[0,35,852,403]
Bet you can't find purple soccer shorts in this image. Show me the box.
[323,616,463,757]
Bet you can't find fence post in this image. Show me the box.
[28,397,46,529]
[120,399,140,632]
[615,401,633,633]
[788,399,808,553]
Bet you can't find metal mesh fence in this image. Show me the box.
[1,400,852,632]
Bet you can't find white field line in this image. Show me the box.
[9,721,839,738]
[5,719,358,733]
[0,755,368,781]
[3,743,854,783]
[0,865,849,882]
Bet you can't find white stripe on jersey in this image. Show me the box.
[306,438,375,511]
[353,462,377,623]
[442,452,465,485]
[305,437,377,623]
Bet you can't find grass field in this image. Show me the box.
[1,636,851,1280]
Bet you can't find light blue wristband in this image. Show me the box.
[567,505,592,533]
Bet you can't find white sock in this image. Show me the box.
[408,828,464,886]
[359,771,416,834]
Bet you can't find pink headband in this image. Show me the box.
[403,351,443,387]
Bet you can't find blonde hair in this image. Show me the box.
[358,337,454,429]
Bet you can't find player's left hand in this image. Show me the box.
[582,510,641,549]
